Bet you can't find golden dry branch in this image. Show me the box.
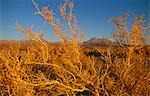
[0,0,150,96]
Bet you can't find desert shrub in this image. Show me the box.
[0,0,150,96]
[0,0,108,95]
[105,14,150,95]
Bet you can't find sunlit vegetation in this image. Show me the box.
[0,0,150,96]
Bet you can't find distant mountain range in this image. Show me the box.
[1,38,150,47]
[83,37,114,46]
[0,40,36,47]
[0,38,115,47]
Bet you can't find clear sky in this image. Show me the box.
[0,0,150,41]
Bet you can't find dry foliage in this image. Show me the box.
[0,0,150,96]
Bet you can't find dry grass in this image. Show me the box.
[0,0,150,96]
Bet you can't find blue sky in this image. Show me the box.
[0,0,150,41]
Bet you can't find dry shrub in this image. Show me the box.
[107,14,150,96]
[0,0,150,96]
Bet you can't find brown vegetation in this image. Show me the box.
[0,0,150,96]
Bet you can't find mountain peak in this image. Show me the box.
[83,37,114,46]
